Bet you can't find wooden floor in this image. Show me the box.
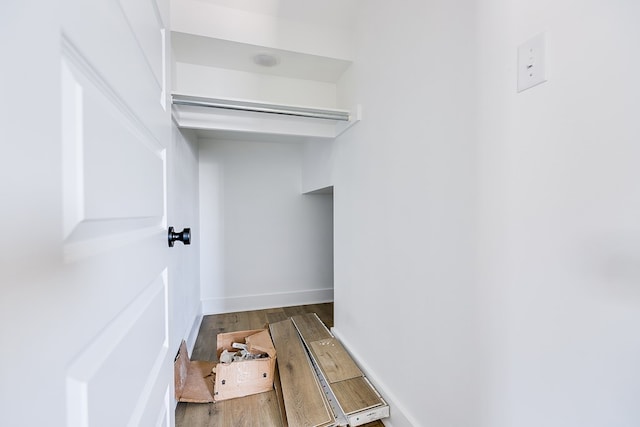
[175,303,385,427]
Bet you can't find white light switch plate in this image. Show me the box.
[517,33,547,92]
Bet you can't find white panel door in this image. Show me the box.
[1,1,174,426]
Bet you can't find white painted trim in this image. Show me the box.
[185,312,203,354]
[171,98,360,140]
[335,103,362,137]
[172,94,351,121]
[331,327,418,427]
[173,104,337,138]
[201,288,333,315]
[66,276,168,427]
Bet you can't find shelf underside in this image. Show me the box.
[172,94,359,140]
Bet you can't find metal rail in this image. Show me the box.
[172,94,351,121]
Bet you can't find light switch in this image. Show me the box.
[517,33,547,92]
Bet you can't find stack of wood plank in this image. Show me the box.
[269,314,389,427]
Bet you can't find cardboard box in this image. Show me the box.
[174,340,216,403]
[213,328,277,401]
[173,329,277,403]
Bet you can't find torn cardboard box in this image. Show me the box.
[174,340,216,403]
[174,329,277,403]
[214,328,276,401]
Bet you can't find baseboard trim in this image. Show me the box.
[185,313,203,354]
[332,327,418,427]
[201,288,334,315]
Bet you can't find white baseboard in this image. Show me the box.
[185,313,203,354]
[201,288,333,315]
[331,327,418,427]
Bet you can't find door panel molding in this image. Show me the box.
[61,0,167,144]
[57,1,173,426]
[63,222,163,263]
[61,37,164,154]
[66,272,169,427]
[62,39,166,254]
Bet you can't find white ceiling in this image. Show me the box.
[193,0,358,30]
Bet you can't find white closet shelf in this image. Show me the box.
[171,94,360,140]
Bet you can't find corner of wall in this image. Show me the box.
[201,288,334,315]
[331,327,420,427]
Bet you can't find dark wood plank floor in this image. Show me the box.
[175,303,385,427]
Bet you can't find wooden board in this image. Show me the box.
[269,319,334,427]
[273,361,288,427]
[309,337,363,384]
[175,390,282,427]
[291,313,333,343]
[266,311,289,325]
[224,391,283,426]
[331,377,384,415]
[291,312,389,425]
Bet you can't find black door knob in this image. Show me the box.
[168,227,191,247]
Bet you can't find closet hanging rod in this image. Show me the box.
[171,94,350,122]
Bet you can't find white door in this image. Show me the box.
[1,1,174,426]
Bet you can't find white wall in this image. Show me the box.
[476,1,640,426]
[301,139,334,193]
[333,2,479,426]
[174,62,338,108]
[332,1,640,427]
[168,126,201,354]
[1,3,65,425]
[170,0,354,60]
[199,138,334,313]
